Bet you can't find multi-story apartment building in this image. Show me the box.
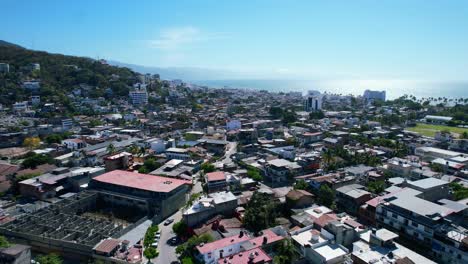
[129,83,148,105]
[375,188,468,263]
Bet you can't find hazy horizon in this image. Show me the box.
[2,1,468,82]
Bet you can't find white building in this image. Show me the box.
[62,119,73,131]
[196,233,251,264]
[30,95,40,105]
[423,115,453,125]
[22,81,41,90]
[62,138,86,150]
[0,63,9,73]
[363,90,386,101]
[31,63,40,71]
[13,101,29,112]
[129,83,148,105]
[226,119,241,131]
[165,147,190,160]
[147,138,166,153]
[303,90,322,112]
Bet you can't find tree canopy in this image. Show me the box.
[243,192,278,233]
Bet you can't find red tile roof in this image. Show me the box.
[0,163,19,177]
[314,213,338,228]
[92,170,190,193]
[248,229,284,247]
[206,171,226,182]
[95,238,121,254]
[217,247,271,264]
[197,234,250,254]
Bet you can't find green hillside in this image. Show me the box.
[0,41,139,110]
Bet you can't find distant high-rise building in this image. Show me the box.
[303,90,322,112]
[363,90,386,101]
[0,63,9,73]
[129,83,148,105]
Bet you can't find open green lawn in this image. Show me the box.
[407,123,468,138]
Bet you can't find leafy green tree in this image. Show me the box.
[181,257,194,264]
[35,254,63,264]
[247,167,263,181]
[243,192,277,233]
[22,153,54,169]
[430,163,444,173]
[106,143,116,155]
[201,162,216,173]
[144,247,159,260]
[367,181,385,194]
[173,221,189,237]
[269,107,284,119]
[449,182,468,200]
[282,111,297,125]
[45,134,63,144]
[294,179,308,190]
[143,225,159,247]
[138,158,161,174]
[309,110,325,120]
[318,184,335,207]
[0,236,10,248]
[273,239,298,264]
[176,234,213,258]
[462,131,468,139]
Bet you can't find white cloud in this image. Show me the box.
[149,26,227,50]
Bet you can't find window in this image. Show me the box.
[412,221,418,227]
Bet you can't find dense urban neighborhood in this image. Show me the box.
[0,41,468,264]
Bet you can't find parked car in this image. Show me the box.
[151,242,158,248]
[164,218,174,225]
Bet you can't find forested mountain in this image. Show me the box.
[0,41,139,107]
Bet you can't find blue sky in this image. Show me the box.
[2,0,468,80]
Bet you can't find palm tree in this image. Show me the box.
[322,149,334,169]
[129,145,139,155]
[138,146,146,157]
[107,143,116,155]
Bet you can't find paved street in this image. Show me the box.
[152,178,203,264]
[152,210,182,264]
[215,142,237,167]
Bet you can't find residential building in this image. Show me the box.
[352,228,437,264]
[303,90,322,112]
[264,158,301,187]
[129,84,148,105]
[183,191,237,227]
[205,171,228,193]
[0,63,9,73]
[415,146,463,161]
[0,244,31,264]
[375,188,468,263]
[336,184,372,215]
[363,90,386,101]
[22,80,40,90]
[19,167,104,200]
[226,119,241,131]
[62,138,87,150]
[196,232,251,264]
[12,101,28,112]
[165,147,190,160]
[104,152,133,172]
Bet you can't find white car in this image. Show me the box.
[151,242,158,248]
[155,233,161,239]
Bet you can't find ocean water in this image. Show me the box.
[192,79,468,100]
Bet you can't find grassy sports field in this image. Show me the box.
[407,123,468,137]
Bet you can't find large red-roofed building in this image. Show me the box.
[90,170,190,220]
